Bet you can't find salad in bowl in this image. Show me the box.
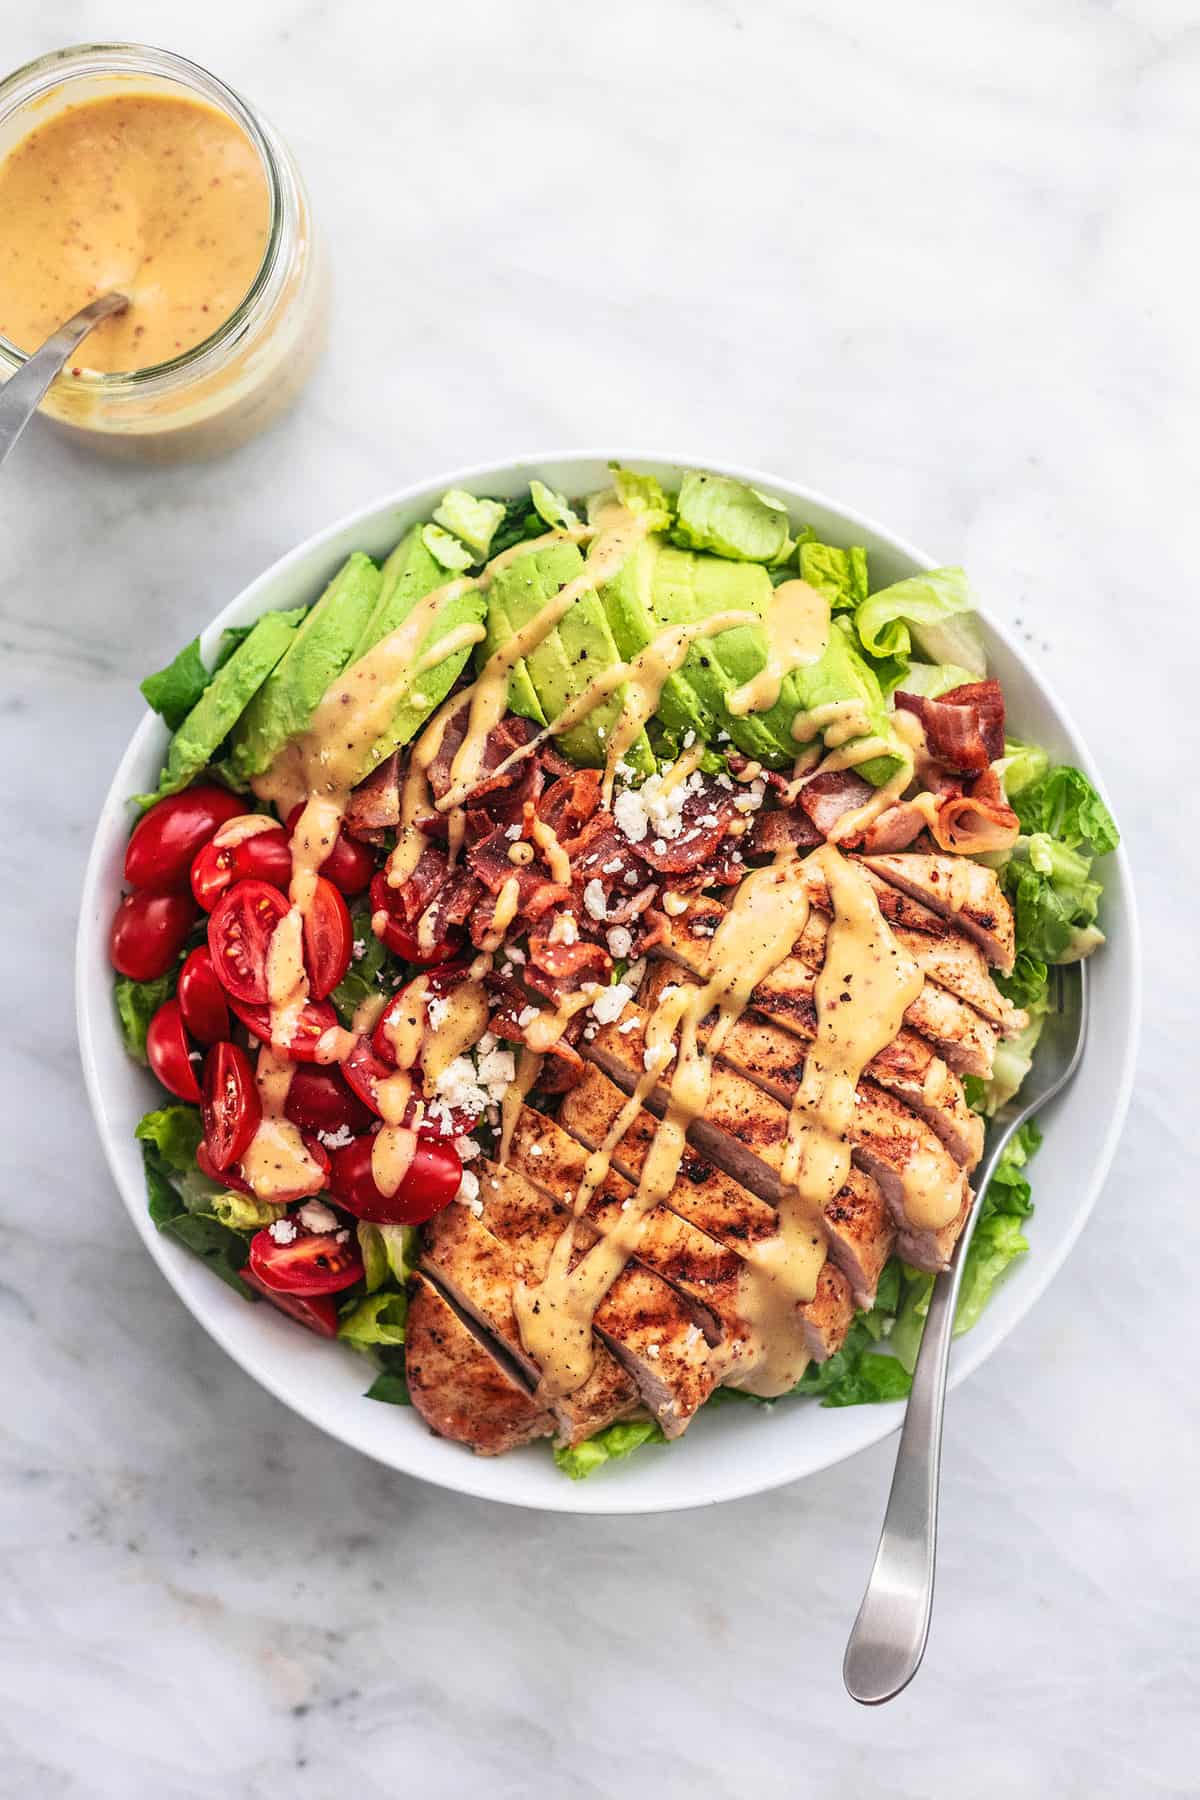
[92,461,1122,1487]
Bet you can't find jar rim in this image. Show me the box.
[0,42,285,389]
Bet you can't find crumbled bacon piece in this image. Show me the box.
[795,769,875,836]
[344,751,402,840]
[745,807,823,857]
[536,769,603,841]
[894,679,1005,772]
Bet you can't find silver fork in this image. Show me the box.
[843,961,1089,1704]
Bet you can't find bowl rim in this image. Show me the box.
[76,447,1141,1514]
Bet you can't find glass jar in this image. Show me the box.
[0,43,327,461]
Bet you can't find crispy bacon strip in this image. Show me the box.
[931,765,1019,853]
[797,769,875,836]
[895,680,1005,772]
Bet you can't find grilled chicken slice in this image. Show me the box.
[660,895,1004,1078]
[858,853,1016,974]
[559,1062,893,1310]
[583,1005,970,1273]
[405,1272,555,1455]
[475,1159,719,1437]
[640,955,984,1170]
[420,1198,639,1446]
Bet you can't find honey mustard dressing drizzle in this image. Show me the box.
[727,579,830,717]
[498,1046,545,1167]
[239,1044,324,1201]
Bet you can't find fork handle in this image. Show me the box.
[841,1257,961,1703]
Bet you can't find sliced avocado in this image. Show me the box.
[353,526,486,776]
[784,617,901,785]
[135,608,305,806]
[600,536,713,751]
[230,553,382,781]
[483,542,652,771]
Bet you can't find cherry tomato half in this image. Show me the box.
[303,877,353,1001]
[247,1221,363,1296]
[228,995,340,1063]
[146,998,202,1102]
[191,828,292,912]
[208,879,290,1003]
[284,1065,373,1137]
[176,947,230,1044]
[201,1041,261,1171]
[371,987,424,1067]
[125,786,246,893]
[240,1263,340,1335]
[110,888,199,982]
[196,1140,253,1194]
[328,1132,462,1225]
[369,872,457,964]
[286,804,374,895]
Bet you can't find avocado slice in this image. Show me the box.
[600,536,714,752]
[135,608,305,806]
[352,526,487,777]
[230,553,382,782]
[482,542,652,772]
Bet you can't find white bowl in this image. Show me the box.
[76,452,1140,1514]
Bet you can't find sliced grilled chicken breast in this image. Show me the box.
[858,853,1016,973]
[558,1063,894,1310]
[476,1159,720,1437]
[583,1005,970,1273]
[421,1198,639,1447]
[405,1272,555,1456]
[640,955,984,1169]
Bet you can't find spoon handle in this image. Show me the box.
[0,293,128,469]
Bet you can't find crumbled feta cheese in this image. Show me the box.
[298,1200,338,1235]
[716,729,730,743]
[517,1004,540,1028]
[527,1142,543,1156]
[505,946,526,965]
[662,890,689,917]
[734,779,766,814]
[618,1015,639,1034]
[583,1023,598,1039]
[646,1342,660,1359]
[613,786,649,843]
[435,1056,489,1116]
[624,870,639,886]
[682,730,696,749]
[457,1168,480,1204]
[505,822,522,840]
[454,1135,481,1162]
[477,1031,498,1056]
[716,773,733,790]
[606,925,633,959]
[352,937,366,961]
[316,1124,355,1151]
[591,981,634,1024]
[601,858,623,875]
[652,838,667,856]
[427,994,450,1031]
[268,1218,298,1245]
[697,813,719,828]
[549,912,578,945]
[583,878,608,921]
[477,1045,516,1102]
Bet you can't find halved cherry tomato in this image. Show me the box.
[371,987,425,1067]
[110,888,199,981]
[146,998,202,1101]
[191,828,292,911]
[340,1033,392,1117]
[247,1219,364,1296]
[208,879,290,1003]
[201,1041,261,1171]
[197,1139,253,1193]
[328,1131,462,1224]
[303,876,352,1000]
[369,872,457,964]
[284,1065,373,1137]
[125,786,246,893]
[177,947,230,1044]
[228,995,339,1062]
[240,1264,340,1335]
[286,804,374,895]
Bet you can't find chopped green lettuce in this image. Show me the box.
[140,638,211,730]
[141,1143,253,1298]
[330,909,389,1026]
[365,1367,412,1406]
[673,471,793,564]
[114,971,174,1063]
[554,1417,666,1479]
[797,538,869,610]
[338,1291,409,1347]
[855,567,986,676]
[354,1222,417,1291]
[892,660,980,700]
[487,493,544,558]
[356,1223,390,1293]
[1013,765,1118,856]
[997,740,1049,797]
[432,489,506,559]
[609,465,673,532]
[421,523,475,572]
[135,1105,203,1173]
[529,480,581,531]
[792,1317,913,1407]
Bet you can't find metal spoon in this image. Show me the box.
[843,960,1089,1704]
[0,292,129,469]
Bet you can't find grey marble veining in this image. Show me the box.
[2,1,1196,1794]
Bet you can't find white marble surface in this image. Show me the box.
[2,0,1196,1792]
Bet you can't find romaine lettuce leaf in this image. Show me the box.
[330,908,390,1026]
[855,567,986,676]
[421,523,475,572]
[797,538,869,610]
[114,971,174,1064]
[610,465,673,532]
[140,638,211,730]
[530,480,581,532]
[432,489,506,559]
[554,1417,666,1479]
[997,740,1049,797]
[673,471,793,564]
[1013,766,1118,857]
[892,660,980,700]
[792,1318,913,1406]
[135,1104,203,1173]
[338,1291,409,1347]
[141,1143,253,1298]
[365,1367,412,1406]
